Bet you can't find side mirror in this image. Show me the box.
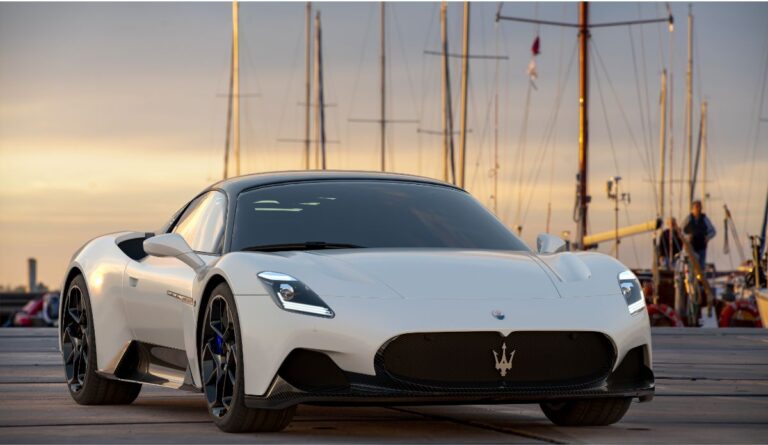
[144,233,206,272]
[536,233,567,254]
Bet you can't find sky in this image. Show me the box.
[1,1,767,290]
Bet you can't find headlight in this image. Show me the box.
[257,271,334,318]
[618,270,645,315]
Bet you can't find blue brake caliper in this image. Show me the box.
[214,334,224,354]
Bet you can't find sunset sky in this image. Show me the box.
[1,1,767,289]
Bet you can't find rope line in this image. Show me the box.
[518,40,578,230]
[592,39,659,210]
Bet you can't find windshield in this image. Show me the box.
[231,180,529,252]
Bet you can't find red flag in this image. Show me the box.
[531,36,541,56]
[527,35,540,83]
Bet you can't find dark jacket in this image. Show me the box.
[682,213,716,251]
[658,228,682,259]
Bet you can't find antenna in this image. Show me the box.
[606,176,631,259]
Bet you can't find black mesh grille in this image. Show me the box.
[377,331,615,390]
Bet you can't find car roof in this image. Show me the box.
[207,170,461,198]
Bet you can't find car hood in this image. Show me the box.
[304,249,562,300]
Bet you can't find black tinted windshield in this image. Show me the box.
[231,180,529,252]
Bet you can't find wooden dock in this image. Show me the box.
[1,327,766,444]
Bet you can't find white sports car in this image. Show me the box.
[60,171,654,432]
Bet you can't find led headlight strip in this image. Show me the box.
[257,271,335,318]
[618,270,646,315]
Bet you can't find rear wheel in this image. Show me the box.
[200,283,295,433]
[61,275,141,405]
[540,398,632,426]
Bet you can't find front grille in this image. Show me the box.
[376,331,615,390]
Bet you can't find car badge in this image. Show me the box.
[492,342,515,377]
[491,310,505,320]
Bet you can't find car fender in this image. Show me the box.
[59,232,139,373]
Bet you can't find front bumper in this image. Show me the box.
[246,380,654,410]
[234,292,653,398]
[245,344,654,410]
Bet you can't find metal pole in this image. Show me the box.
[314,11,321,169]
[577,1,590,249]
[668,14,676,220]
[458,1,470,188]
[349,3,419,168]
[315,11,327,169]
[232,0,240,176]
[493,89,499,215]
[701,100,708,204]
[493,17,500,216]
[304,2,312,170]
[656,69,667,282]
[440,2,449,182]
[653,69,667,290]
[686,5,693,204]
[615,178,620,259]
[760,185,768,257]
[380,2,386,172]
[658,69,667,221]
[223,39,234,180]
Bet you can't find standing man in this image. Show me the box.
[658,217,683,269]
[682,200,716,269]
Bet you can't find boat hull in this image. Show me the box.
[756,289,768,328]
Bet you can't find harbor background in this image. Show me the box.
[1,2,767,289]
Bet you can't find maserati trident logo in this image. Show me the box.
[492,342,515,377]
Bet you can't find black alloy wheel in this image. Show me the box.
[61,284,89,393]
[201,294,238,418]
[60,274,141,405]
[199,283,295,433]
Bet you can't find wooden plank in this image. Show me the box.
[654,363,768,380]
[654,349,768,365]
[0,327,766,443]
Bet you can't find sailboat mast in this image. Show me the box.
[440,3,448,182]
[440,2,456,184]
[223,39,234,180]
[760,185,768,257]
[304,2,312,170]
[314,11,327,169]
[652,70,667,299]
[458,1,470,188]
[686,5,694,204]
[658,69,668,220]
[495,2,672,249]
[701,100,708,204]
[576,1,590,249]
[493,87,499,215]
[380,2,386,171]
[232,0,240,176]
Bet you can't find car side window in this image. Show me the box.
[172,191,226,254]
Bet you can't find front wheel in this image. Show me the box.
[200,283,295,433]
[540,398,632,426]
[61,275,141,405]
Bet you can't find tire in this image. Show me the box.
[540,398,632,426]
[200,283,295,433]
[61,275,142,405]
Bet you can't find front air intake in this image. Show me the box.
[377,331,615,390]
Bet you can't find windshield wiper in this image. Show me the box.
[241,242,366,252]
